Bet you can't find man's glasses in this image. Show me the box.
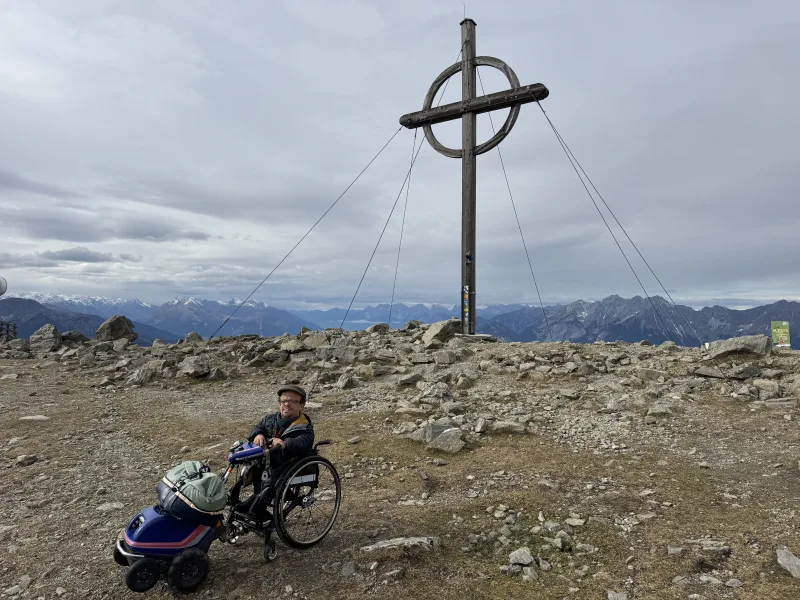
[279,399,302,405]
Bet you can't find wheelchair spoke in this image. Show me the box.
[309,500,333,522]
[275,457,341,548]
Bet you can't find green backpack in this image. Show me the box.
[157,461,227,524]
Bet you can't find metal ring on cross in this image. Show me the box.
[422,56,522,159]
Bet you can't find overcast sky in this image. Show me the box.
[2,0,799,310]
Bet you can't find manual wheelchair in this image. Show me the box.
[221,438,342,561]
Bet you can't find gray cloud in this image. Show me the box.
[39,247,116,263]
[94,171,408,234]
[112,217,210,242]
[0,247,137,268]
[0,253,50,268]
[2,0,800,308]
[0,169,83,199]
[3,206,211,243]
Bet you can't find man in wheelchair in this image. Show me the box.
[236,385,314,521]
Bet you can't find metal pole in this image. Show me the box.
[461,18,477,335]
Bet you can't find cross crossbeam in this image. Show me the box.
[399,83,549,129]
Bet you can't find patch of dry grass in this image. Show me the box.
[3,362,800,599]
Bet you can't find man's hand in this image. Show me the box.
[271,437,286,450]
[253,434,267,447]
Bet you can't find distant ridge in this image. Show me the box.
[5,292,798,348]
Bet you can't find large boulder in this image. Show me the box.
[365,323,389,334]
[61,330,90,345]
[126,360,166,386]
[179,356,211,378]
[184,332,203,344]
[280,339,305,353]
[422,319,459,346]
[265,350,290,365]
[407,423,451,443]
[753,379,780,395]
[29,324,62,353]
[426,428,465,453]
[96,315,138,342]
[302,331,329,350]
[706,335,771,359]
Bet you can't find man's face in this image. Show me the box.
[279,391,304,419]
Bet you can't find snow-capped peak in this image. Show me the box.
[222,298,271,309]
[11,292,151,308]
[165,296,205,307]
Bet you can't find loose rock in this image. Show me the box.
[360,536,439,552]
[777,547,800,578]
[426,428,465,453]
[509,546,534,566]
[16,455,38,467]
[422,319,458,346]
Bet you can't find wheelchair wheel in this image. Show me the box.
[273,456,341,549]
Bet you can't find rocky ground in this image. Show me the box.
[2,317,800,599]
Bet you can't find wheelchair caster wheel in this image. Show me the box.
[264,539,278,562]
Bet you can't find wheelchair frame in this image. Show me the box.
[222,440,341,561]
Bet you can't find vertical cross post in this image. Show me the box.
[461,18,477,335]
[399,19,549,336]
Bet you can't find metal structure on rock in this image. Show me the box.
[0,277,15,340]
[399,18,549,334]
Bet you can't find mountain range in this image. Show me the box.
[477,294,799,349]
[4,294,317,340]
[1,293,797,349]
[291,303,536,330]
[0,298,180,345]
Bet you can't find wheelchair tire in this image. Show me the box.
[273,455,341,549]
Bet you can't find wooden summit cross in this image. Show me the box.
[399,18,549,335]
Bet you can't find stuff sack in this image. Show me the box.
[156,460,226,526]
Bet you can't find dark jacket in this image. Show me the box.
[248,412,314,461]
